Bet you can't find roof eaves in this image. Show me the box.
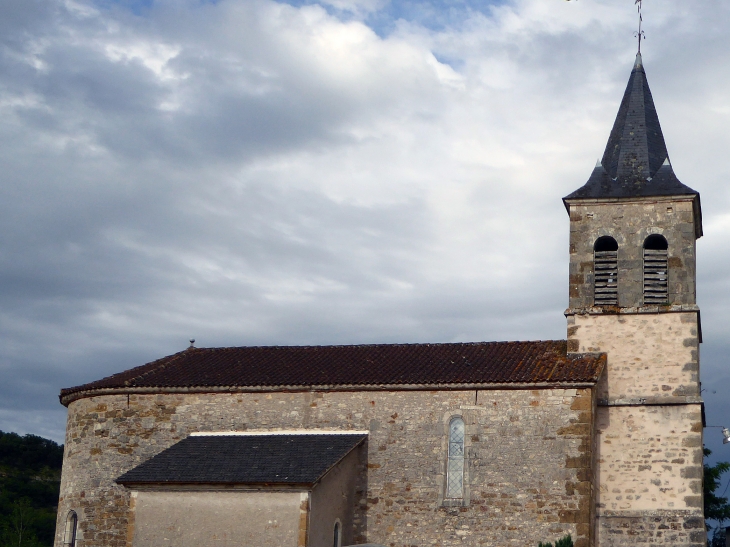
[115,481,316,490]
[60,377,605,407]
[122,350,191,386]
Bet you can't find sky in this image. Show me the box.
[1,0,730,470]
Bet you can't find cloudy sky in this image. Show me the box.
[2,0,730,463]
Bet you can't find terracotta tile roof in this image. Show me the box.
[116,433,366,486]
[60,340,605,405]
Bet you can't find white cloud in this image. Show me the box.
[103,41,182,80]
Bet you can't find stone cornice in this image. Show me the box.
[597,396,703,407]
[564,195,696,206]
[565,304,699,316]
[60,380,602,407]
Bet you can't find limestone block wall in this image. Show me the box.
[567,198,697,309]
[595,404,703,512]
[55,387,596,547]
[567,312,700,400]
[595,404,704,547]
[567,312,704,547]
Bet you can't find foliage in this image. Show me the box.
[538,535,573,547]
[705,447,730,547]
[0,431,64,547]
[709,527,726,547]
[705,447,730,522]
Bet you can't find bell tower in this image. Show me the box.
[564,53,705,547]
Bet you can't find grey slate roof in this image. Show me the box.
[565,54,699,201]
[116,433,367,486]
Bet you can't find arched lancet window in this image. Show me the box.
[594,236,618,305]
[63,510,77,547]
[643,234,668,303]
[332,520,341,547]
[446,417,465,499]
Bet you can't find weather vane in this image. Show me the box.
[634,0,645,54]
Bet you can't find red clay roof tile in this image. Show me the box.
[60,340,604,405]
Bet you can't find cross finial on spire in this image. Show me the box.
[634,0,645,54]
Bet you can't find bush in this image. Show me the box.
[539,534,573,547]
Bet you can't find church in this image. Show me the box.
[54,52,705,547]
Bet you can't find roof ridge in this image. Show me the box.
[124,349,192,386]
[59,348,192,395]
[189,339,566,351]
[312,434,367,484]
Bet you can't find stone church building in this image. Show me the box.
[55,53,706,547]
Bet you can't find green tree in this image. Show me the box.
[705,447,730,547]
[0,431,63,547]
[0,498,45,547]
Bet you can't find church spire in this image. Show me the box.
[601,52,667,182]
[564,55,699,202]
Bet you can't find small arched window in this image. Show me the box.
[643,234,669,303]
[63,510,77,547]
[594,236,618,306]
[332,520,341,547]
[445,417,465,499]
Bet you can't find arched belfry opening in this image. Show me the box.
[594,236,618,306]
[643,234,669,303]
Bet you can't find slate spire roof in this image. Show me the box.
[565,53,699,201]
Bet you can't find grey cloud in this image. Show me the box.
[1,0,730,456]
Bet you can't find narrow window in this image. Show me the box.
[333,520,341,547]
[446,417,465,499]
[594,236,618,305]
[643,234,669,303]
[63,511,77,547]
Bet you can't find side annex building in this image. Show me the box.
[54,53,706,547]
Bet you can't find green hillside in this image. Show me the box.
[0,431,63,547]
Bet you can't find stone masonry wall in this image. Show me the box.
[595,404,703,512]
[567,312,704,547]
[55,387,595,547]
[309,446,363,547]
[130,490,304,547]
[596,510,705,547]
[567,312,700,400]
[567,198,697,309]
[592,402,705,547]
